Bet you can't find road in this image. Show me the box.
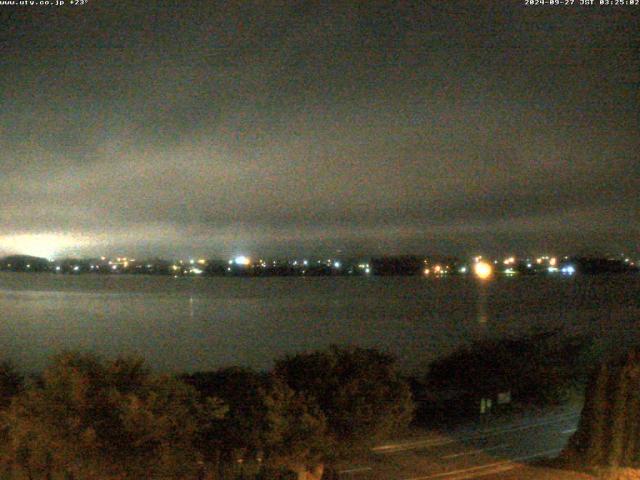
[338,408,581,480]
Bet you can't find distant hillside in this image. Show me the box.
[0,255,51,272]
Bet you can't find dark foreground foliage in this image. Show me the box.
[274,346,415,459]
[563,349,640,470]
[416,330,597,424]
[183,367,328,479]
[0,352,223,479]
[0,347,414,480]
[0,362,22,411]
[0,333,597,479]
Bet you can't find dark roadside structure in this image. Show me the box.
[417,330,595,424]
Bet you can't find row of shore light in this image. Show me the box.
[229,256,370,270]
[48,253,589,278]
[422,256,495,280]
[422,255,575,280]
[224,255,570,280]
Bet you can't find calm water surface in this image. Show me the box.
[0,272,639,373]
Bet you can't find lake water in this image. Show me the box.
[1,272,639,374]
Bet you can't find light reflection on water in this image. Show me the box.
[0,272,638,374]
[476,282,489,325]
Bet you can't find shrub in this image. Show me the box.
[1,352,222,479]
[274,345,415,459]
[185,366,328,479]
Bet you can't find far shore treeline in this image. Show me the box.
[0,331,599,480]
[0,254,637,277]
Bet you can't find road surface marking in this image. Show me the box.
[561,428,577,434]
[442,444,507,459]
[338,467,373,474]
[403,448,562,480]
[374,413,579,453]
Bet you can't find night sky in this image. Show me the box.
[1,1,638,259]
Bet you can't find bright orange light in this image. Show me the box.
[423,268,430,276]
[434,265,442,274]
[473,261,493,279]
[549,257,557,266]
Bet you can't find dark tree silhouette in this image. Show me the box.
[564,349,640,470]
[0,361,22,410]
[0,352,223,479]
[274,346,415,459]
[185,367,328,480]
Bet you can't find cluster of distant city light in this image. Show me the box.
[218,254,585,279]
[3,251,637,278]
[222,256,368,274]
[418,255,578,280]
[182,253,579,279]
[63,255,371,276]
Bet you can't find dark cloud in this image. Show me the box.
[0,1,638,258]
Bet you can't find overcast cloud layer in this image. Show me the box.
[1,1,638,258]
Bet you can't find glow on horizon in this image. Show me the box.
[0,233,84,260]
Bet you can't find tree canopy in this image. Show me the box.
[274,345,415,458]
[564,349,640,470]
[185,367,328,476]
[0,346,415,479]
[1,352,224,479]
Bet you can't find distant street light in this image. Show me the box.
[473,261,493,280]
